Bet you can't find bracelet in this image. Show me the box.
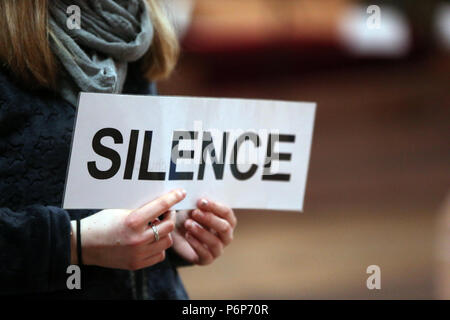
[76,218,83,266]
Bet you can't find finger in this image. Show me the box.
[142,218,175,243]
[137,251,166,270]
[126,189,186,229]
[191,209,230,234]
[185,232,213,265]
[149,209,175,227]
[160,209,176,224]
[191,209,233,246]
[140,234,173,257]
[197,199,237,228]
[185,219,223,258]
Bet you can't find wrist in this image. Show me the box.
[70,220,78,264]
[71,219,93,266]
[79,216,95,266]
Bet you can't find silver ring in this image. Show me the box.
[151,223,160,242]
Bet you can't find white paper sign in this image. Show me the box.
[63,93,315,211]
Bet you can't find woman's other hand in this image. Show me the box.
[172,199,237,265]
[71,189,186,270]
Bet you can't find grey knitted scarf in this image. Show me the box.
[49,0,153,106]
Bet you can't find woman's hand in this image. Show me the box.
[71,189,186,270]
[171,199,237,265]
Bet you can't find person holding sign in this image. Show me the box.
[0,0,236,299]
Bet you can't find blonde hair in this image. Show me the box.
[0,0,179,90]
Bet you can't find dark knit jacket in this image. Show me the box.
[0,63,189,299]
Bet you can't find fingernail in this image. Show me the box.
[200,199,208,207]
[177,189,187,198]
[193,210,203,218]
[187,220,199,230]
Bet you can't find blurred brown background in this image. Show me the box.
[159,0,450,299]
